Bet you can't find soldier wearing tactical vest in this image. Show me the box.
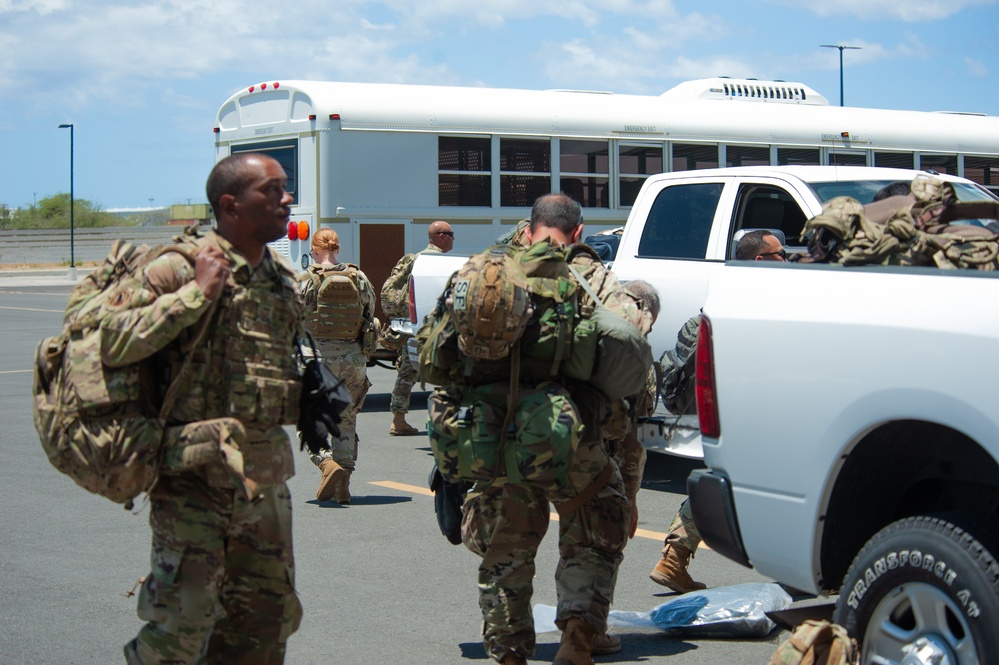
[453,194,650,665]
[301,228,377,504]
[381,220,453,436]
[104,153,305,663]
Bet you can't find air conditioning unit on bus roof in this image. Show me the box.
[662,78,830,106]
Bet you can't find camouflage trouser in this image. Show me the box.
[390,341,418,414]
[461,437,629,662]
[308,340,370,472]
[663,497,702,554]
[124,473,302,665]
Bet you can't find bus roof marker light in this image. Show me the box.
[248,86,254,93]
[261,83,268,90]
[273,82,280,89]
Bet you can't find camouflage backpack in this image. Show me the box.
[419,240,650,399]
[427,380,583,488]
[800,175,999,269]
[767,620,858,665]
[417,240,592,388]
[380,252,418,320]
[449,244,534,361]
[305,263,365,342]
[660,315,700,416]
[31,236,214,509]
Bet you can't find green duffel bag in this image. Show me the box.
[427,381,582,489]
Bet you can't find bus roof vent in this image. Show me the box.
[661,78,830,106]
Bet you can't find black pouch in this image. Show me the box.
[428,462,473,545]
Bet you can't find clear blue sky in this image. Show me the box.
[1,0,995,210]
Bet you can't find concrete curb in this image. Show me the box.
[0,267,93,287]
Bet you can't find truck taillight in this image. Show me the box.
[408,275,417,324]
[696,315,721,438]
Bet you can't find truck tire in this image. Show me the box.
[833,516,999,664]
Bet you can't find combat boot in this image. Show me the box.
[499,654,527,665]
[553,617,595,665]
[389,412,419,436]
[316,459,345,502]
[591,631,621,655]
[334,470,352,505]
[649,544,706,593]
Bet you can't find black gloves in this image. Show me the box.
[298,334,352,455]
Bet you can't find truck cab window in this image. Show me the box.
[638,182,723,259]
[732,186,807,252]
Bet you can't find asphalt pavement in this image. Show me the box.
[0,279,814,664]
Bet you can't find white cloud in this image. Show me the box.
[0,0,702,106]
[0,1,414,106]
[0,0,66,15]
[376,0,680,29]
[965,57,989,78]
[531,6,736,92]
[768,0,995,21]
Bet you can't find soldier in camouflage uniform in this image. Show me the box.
[300,227,376,504]
[107,153,305,664]
[459,194,649,665]
[383,220,453,436]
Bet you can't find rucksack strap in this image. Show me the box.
[567,264,600,306]
[498,344,522,484]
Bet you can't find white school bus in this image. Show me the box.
[212,77,999,304]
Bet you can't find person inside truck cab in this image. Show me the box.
[735,229,786,261]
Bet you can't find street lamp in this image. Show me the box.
[820,44,862,107]
[57,123,76,278]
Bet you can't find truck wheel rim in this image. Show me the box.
[864,582,978,664]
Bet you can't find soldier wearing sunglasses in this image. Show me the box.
[735,229,787,261]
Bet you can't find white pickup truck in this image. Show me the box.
[405,166,998,458]
[688,261,999,663]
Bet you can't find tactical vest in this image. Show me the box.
[167,247,303,485]
[306,263,364,342]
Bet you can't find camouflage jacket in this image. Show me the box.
[100,230,305,486]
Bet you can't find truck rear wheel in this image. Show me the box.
[833,516,999,664]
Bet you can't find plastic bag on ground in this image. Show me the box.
[532,582,791,638]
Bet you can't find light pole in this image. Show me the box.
[820,44,862,107]
[57,123,76,279]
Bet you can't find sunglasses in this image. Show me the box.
[759,249,787,259]
[437,231,454,237]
